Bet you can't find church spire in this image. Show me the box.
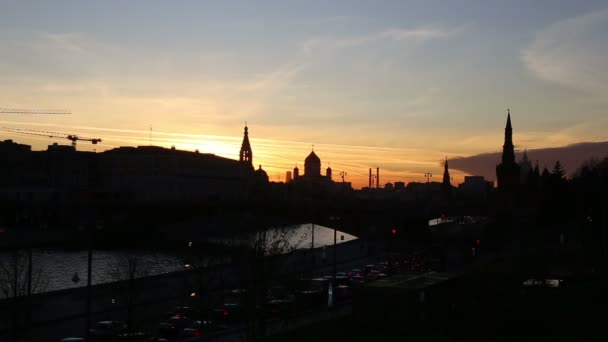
[496,109,520,191]
[442,157,452,199]
[502,109,515,165]
[239,124,253,169]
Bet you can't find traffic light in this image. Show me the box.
[391,228,397,235]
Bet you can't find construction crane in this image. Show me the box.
[1,108,71,114]
[0,127,101,149]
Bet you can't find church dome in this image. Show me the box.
[305,151,320,164]
[254,165,268,183]
[304,150,321,177]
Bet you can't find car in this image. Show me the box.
[89,321,127,340]
[180,328,203,341]
[158,316,196,340]
[333,284,352,302]
[179,319,225,341]
[334,275,351,286]
[210,304,243,324]
[164,306,200,319]
[363,264,376,275]
[115,332,149,341]
[350,275,366,287]
[267,298,295,317]
[348,268,363,278]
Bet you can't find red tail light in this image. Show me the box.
[223,311,229,316]
[194,331,201,337]
[170,325,176,330]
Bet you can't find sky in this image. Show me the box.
[1,0,607,188]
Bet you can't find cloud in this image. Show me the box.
[522,8,608,95]
[380,27,454,42]
[300,25,459,56]
[449,141,608,181]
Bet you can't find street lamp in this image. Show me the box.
[329,216,340,281]
[424,172,433,183]
[183,241,193,303]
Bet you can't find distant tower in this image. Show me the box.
[239,124,253,169]
[442,157,452,199]
[286,171,292,183]
[519,149,532,184]
[326,163,332,180]
[496,109,520,191]
[369,168,372,188]
[293,165,299,179]
[376,167,380,188]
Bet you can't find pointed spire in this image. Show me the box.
[443,157,451,184]
[442,156,452,199]
[501,109,515,164]
[239,124,253,168]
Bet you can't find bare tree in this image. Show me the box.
[179,243,231,316]
[0,250,46,298]
[109,253,149,338]
[0,249,48,339]
[234,224,307,342]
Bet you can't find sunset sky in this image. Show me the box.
[1,1,607,188]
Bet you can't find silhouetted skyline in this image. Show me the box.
[1,1,607,188]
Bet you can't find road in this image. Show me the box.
[1,239,377,342]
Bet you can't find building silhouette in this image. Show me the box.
[296,148,332,181]
[496,110,520,191]
[442,157,452,199]
[293,165,300,180]
[458,176,492,199]
[519,149,532,184]
[0,125,264,205]
[239,124,253,170]
[290,148,351,192]
[285,171,292,183]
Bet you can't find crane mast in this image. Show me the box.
[0,127,101,149]
[1,108,71,115]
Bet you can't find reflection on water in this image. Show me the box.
[0,250,182,298]
[0,224,357,296]
[213,223,358,250]
[293,223,357,249]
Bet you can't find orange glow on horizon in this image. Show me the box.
[0,121,471,189]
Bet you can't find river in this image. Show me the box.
[0,224,356,297]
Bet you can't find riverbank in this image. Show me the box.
[0,238,370,341]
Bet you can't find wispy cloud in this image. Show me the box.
[521,8,608,96]
[300,25,460,56]
[380,26,455,42]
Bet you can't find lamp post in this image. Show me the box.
[184,241,193,304]
[424,172,433,183]
[329,216,339,281]
[85,232,93,342]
